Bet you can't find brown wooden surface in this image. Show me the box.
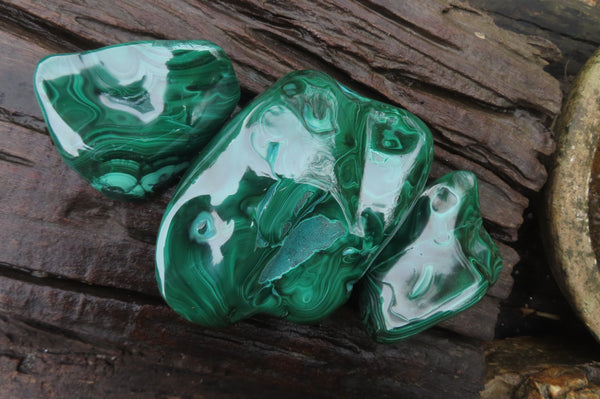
[467,0,600,82]
[0,0,571,397]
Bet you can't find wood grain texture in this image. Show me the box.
[0,0,567,396]
[467,0,600,80]
[0,280,487,398]
[0,0,562,240]
[0,116,517,341]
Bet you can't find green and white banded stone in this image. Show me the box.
[155,70,434,327]
[34,40,240,200]
[359,171,503,343]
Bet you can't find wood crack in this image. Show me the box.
[0,261,164,307]
[355,0,462,51]
[0,149,34,167]
[0,108,47,135]
[0,2,97,51]
[73,15,169,42]
[485,9,600,47]
[248,28,361,88]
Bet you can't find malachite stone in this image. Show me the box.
[34,40,240,200]
[155,70,434,327]
[359,171,503,343]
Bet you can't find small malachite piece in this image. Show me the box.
[34,40,240,200]
[359,171,503,343]
[155,70,434,327]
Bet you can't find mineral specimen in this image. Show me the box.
[359,171,502,343]
[34,40,240,200]
[155,70,434,327]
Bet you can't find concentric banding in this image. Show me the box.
[359,171,502,343]
[34,40,240,200]
[155,70,434,327]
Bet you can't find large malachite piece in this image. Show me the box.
[34,41,240,200]
[156,70,434,327]
[359,171,502,343]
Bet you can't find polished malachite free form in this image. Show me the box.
[156,70,434,327]
[359,171,503,343]
[34,40,240,200]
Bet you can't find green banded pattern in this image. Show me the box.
[155,70,434,327]
[359,171,503,343]
[34,40,240,200]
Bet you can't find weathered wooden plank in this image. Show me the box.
[0,316,322,399]
[0,20,528,241]
[0,119,161,294]
[0,0,561,223]
[488,242,519,299]
[1,0,570,394]
[0,0,526,346]
[467,0,600,79]
[0,277,486,398]
[0,0,554,278]
[0,25,53,132]
[0,114,517,340]
[438,296,501,339]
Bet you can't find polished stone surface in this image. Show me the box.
[155,70,434,327]
[34,40,240,200]
[359,171,503,343]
